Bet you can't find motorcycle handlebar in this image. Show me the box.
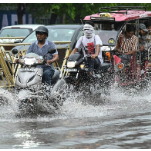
[81,54,94,59]
[84,54,91,58]
[16,59,45,66]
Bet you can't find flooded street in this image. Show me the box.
[0,86,151,149]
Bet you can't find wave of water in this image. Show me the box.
[0,84,151,122]
[1,86,151,149]
[59,85,151,119]
[0,88,19,120]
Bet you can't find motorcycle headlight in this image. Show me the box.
[80,64,85,69]
[67,61,76,68]
[24,58,37,65]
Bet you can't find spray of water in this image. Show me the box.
[0,88,18,120]
[0,81,151,122]
[57,82,151,119]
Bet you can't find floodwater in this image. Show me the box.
[0,86,151,149]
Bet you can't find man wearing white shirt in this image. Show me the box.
[67,21,103,75]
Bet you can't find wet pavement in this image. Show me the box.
[0,86,151,149]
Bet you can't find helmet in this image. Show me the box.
[83,24,94,38]
[35,26,49,36]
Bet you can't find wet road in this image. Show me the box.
[0,87,151,149]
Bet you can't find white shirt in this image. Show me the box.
[75,35,103,64]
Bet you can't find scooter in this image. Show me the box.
[12,48,63,116]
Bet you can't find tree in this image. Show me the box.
[17,4,27,24]
[1,3,151,25]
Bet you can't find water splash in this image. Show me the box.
[56,83,151,119]
[0,88,18,119]
[0,82,151,122]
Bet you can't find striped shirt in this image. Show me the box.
[116,34,138,53]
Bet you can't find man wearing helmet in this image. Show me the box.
[26,26,59,85]
[67,21,103,75]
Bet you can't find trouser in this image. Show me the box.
[87,57,101,74]
[42,66,55,85]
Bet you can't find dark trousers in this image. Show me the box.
[42,66,55,85]
[87,57,101,74]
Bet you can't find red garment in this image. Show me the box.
[87,42,95,54]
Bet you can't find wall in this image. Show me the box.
[0,10,34,30]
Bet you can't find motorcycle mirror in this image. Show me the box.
[48,48,56,54]
[12,49,18,54]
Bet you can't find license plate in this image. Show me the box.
[64,68,77,72]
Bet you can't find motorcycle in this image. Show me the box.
[11,48,63,116]
[51,50,112,105]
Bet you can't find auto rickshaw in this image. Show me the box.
[84,6,151,88]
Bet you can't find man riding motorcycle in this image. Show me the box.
[26,26,59,86]
[66,21,103,76]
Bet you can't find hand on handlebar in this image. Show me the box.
[91,54,98,59]
[46,60,53,66]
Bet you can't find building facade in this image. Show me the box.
[0,10,34,30]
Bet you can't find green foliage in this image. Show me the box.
[7,34,13,37]
[1,3,151,23]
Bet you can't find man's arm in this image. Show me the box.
[91,45,100,59]
[47,54,59,65]
[65,37,82,59]
[26,44,33,54]
[65,48,78,59]
[91,35,101,59]
[114,34,123,53]
[124,50,136,55]
[70,48,78,55]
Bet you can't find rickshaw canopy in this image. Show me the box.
[84,6,151,22]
